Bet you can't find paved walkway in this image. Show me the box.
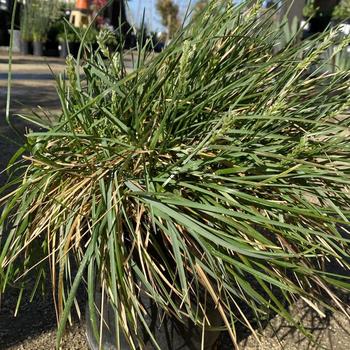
[0,52,63,192]
[0,52,64,116]
[0,51,134,115]
[0,53,80,350]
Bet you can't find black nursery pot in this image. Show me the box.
[85,289,222,350]
[68,42,80,58]
[58,40,68,58]
[33,41,43,56]
[44,40,59,57]
[20,39,31,55]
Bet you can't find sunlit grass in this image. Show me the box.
[1,1,350,349]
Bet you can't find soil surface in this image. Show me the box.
[0,52,350,350]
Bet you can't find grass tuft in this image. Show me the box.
[1,1,350,348]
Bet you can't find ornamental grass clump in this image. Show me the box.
[1,0,350,349]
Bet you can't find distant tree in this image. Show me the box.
[156,0,180,39]
[194,0,209,13]
[192,0,209,20]
[191,0,234,22]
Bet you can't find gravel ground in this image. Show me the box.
[2,297,350,350]
[236,299,350,350]
[1,52,350,350]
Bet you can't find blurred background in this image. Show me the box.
[0,1,349,57]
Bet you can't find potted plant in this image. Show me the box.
[19,0,32,54]
[32,31,46,55]
[58,27,82,58]
[31,0,51,56]
[55,3,75,58]
[20,0,60,56]
[44,2,65,57]
[61,26,99,58]
[44,21,61,57]
[1,1,350,349]
[53,20,68,58]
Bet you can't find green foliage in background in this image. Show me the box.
[303,0,317,18]
[57,25,99,44]
[192,0,209,18]
[333,0,350,21]
[31,0,56,42]
[19,1,32,41]
[2,0,350,349]
[20,0,61,42]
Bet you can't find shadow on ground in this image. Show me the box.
[0,57,65,66]
[0,85,58,347]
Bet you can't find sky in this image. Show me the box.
[127,0,244,32]
[127,0,191,32]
